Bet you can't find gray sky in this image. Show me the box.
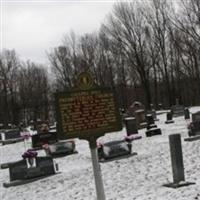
[1,0,117,65]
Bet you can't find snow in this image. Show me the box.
[1,107,200,200]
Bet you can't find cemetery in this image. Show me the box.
[2,0,200,199]
[1,106,200,199]
[0,71,200,199]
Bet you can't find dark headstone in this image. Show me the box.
[9,159,27,181]
[184,108,190,120]
[146,114,157,130]
[124,117,138,136]
[1,129,23,145]
[165,112,174,124]
[98,140,132,161]
[145,127,162,137]
[32,132,58,149]
[8,157,56,182]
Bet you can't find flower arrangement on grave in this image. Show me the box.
[21,132,31,140]
[22,149,38,167]
[42,143,49,150]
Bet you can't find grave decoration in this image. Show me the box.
[2,149,59,187]
[185,111,200,141]
[126,101,147,129]
[21,129,31,150]
[145,114,162,137]
[97,140,136,162]
[1,129,23,145]
[165,112,174,124]
[55,71,123,200]
[124,117,142,141]
[31,132,58,149]
[44,140,78,158]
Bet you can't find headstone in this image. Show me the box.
[192,111,200,122]
[145,114,162,137]
[31,132,58,149]
[135,109,147,129]
[3,156,58,187]
[165,112,174,124]
[164,134,195,188]
[184,108,190,120]
[124,117,142,141]
[46,141,77,157]
[171,105,185,117]
[124,117,138,136]
[158,103,163,110]
[145,127,162,137]
[4,129,21,140]
[187,111,200,137]
[126,101,147,129]
[2,129,23,145]
[146,114,157,130]
[0,130,2,141]
[98,140,133,161]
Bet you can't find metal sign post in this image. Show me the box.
[89,138,106,200]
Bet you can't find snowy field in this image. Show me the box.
[1,107,200,200]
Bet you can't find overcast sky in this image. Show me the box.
[1,0,118,65]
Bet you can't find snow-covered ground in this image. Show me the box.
[1,107,200,200]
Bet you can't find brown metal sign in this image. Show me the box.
[55,72,122,140]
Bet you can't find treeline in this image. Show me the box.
[1,0,200,126]
[0,50,50,126]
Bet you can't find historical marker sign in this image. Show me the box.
[56,87,122,140]
[55,72,122,140]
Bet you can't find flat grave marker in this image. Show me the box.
[46,141,77,158]
[97,140,135,162]
[3,156,58,187]
[1,129,23,145]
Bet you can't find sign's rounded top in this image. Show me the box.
[76,71,94,90]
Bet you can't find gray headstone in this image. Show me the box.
[171,105,184,117]
[48,141,75,156]
[98,140,132,160]
[184,108,190,120]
